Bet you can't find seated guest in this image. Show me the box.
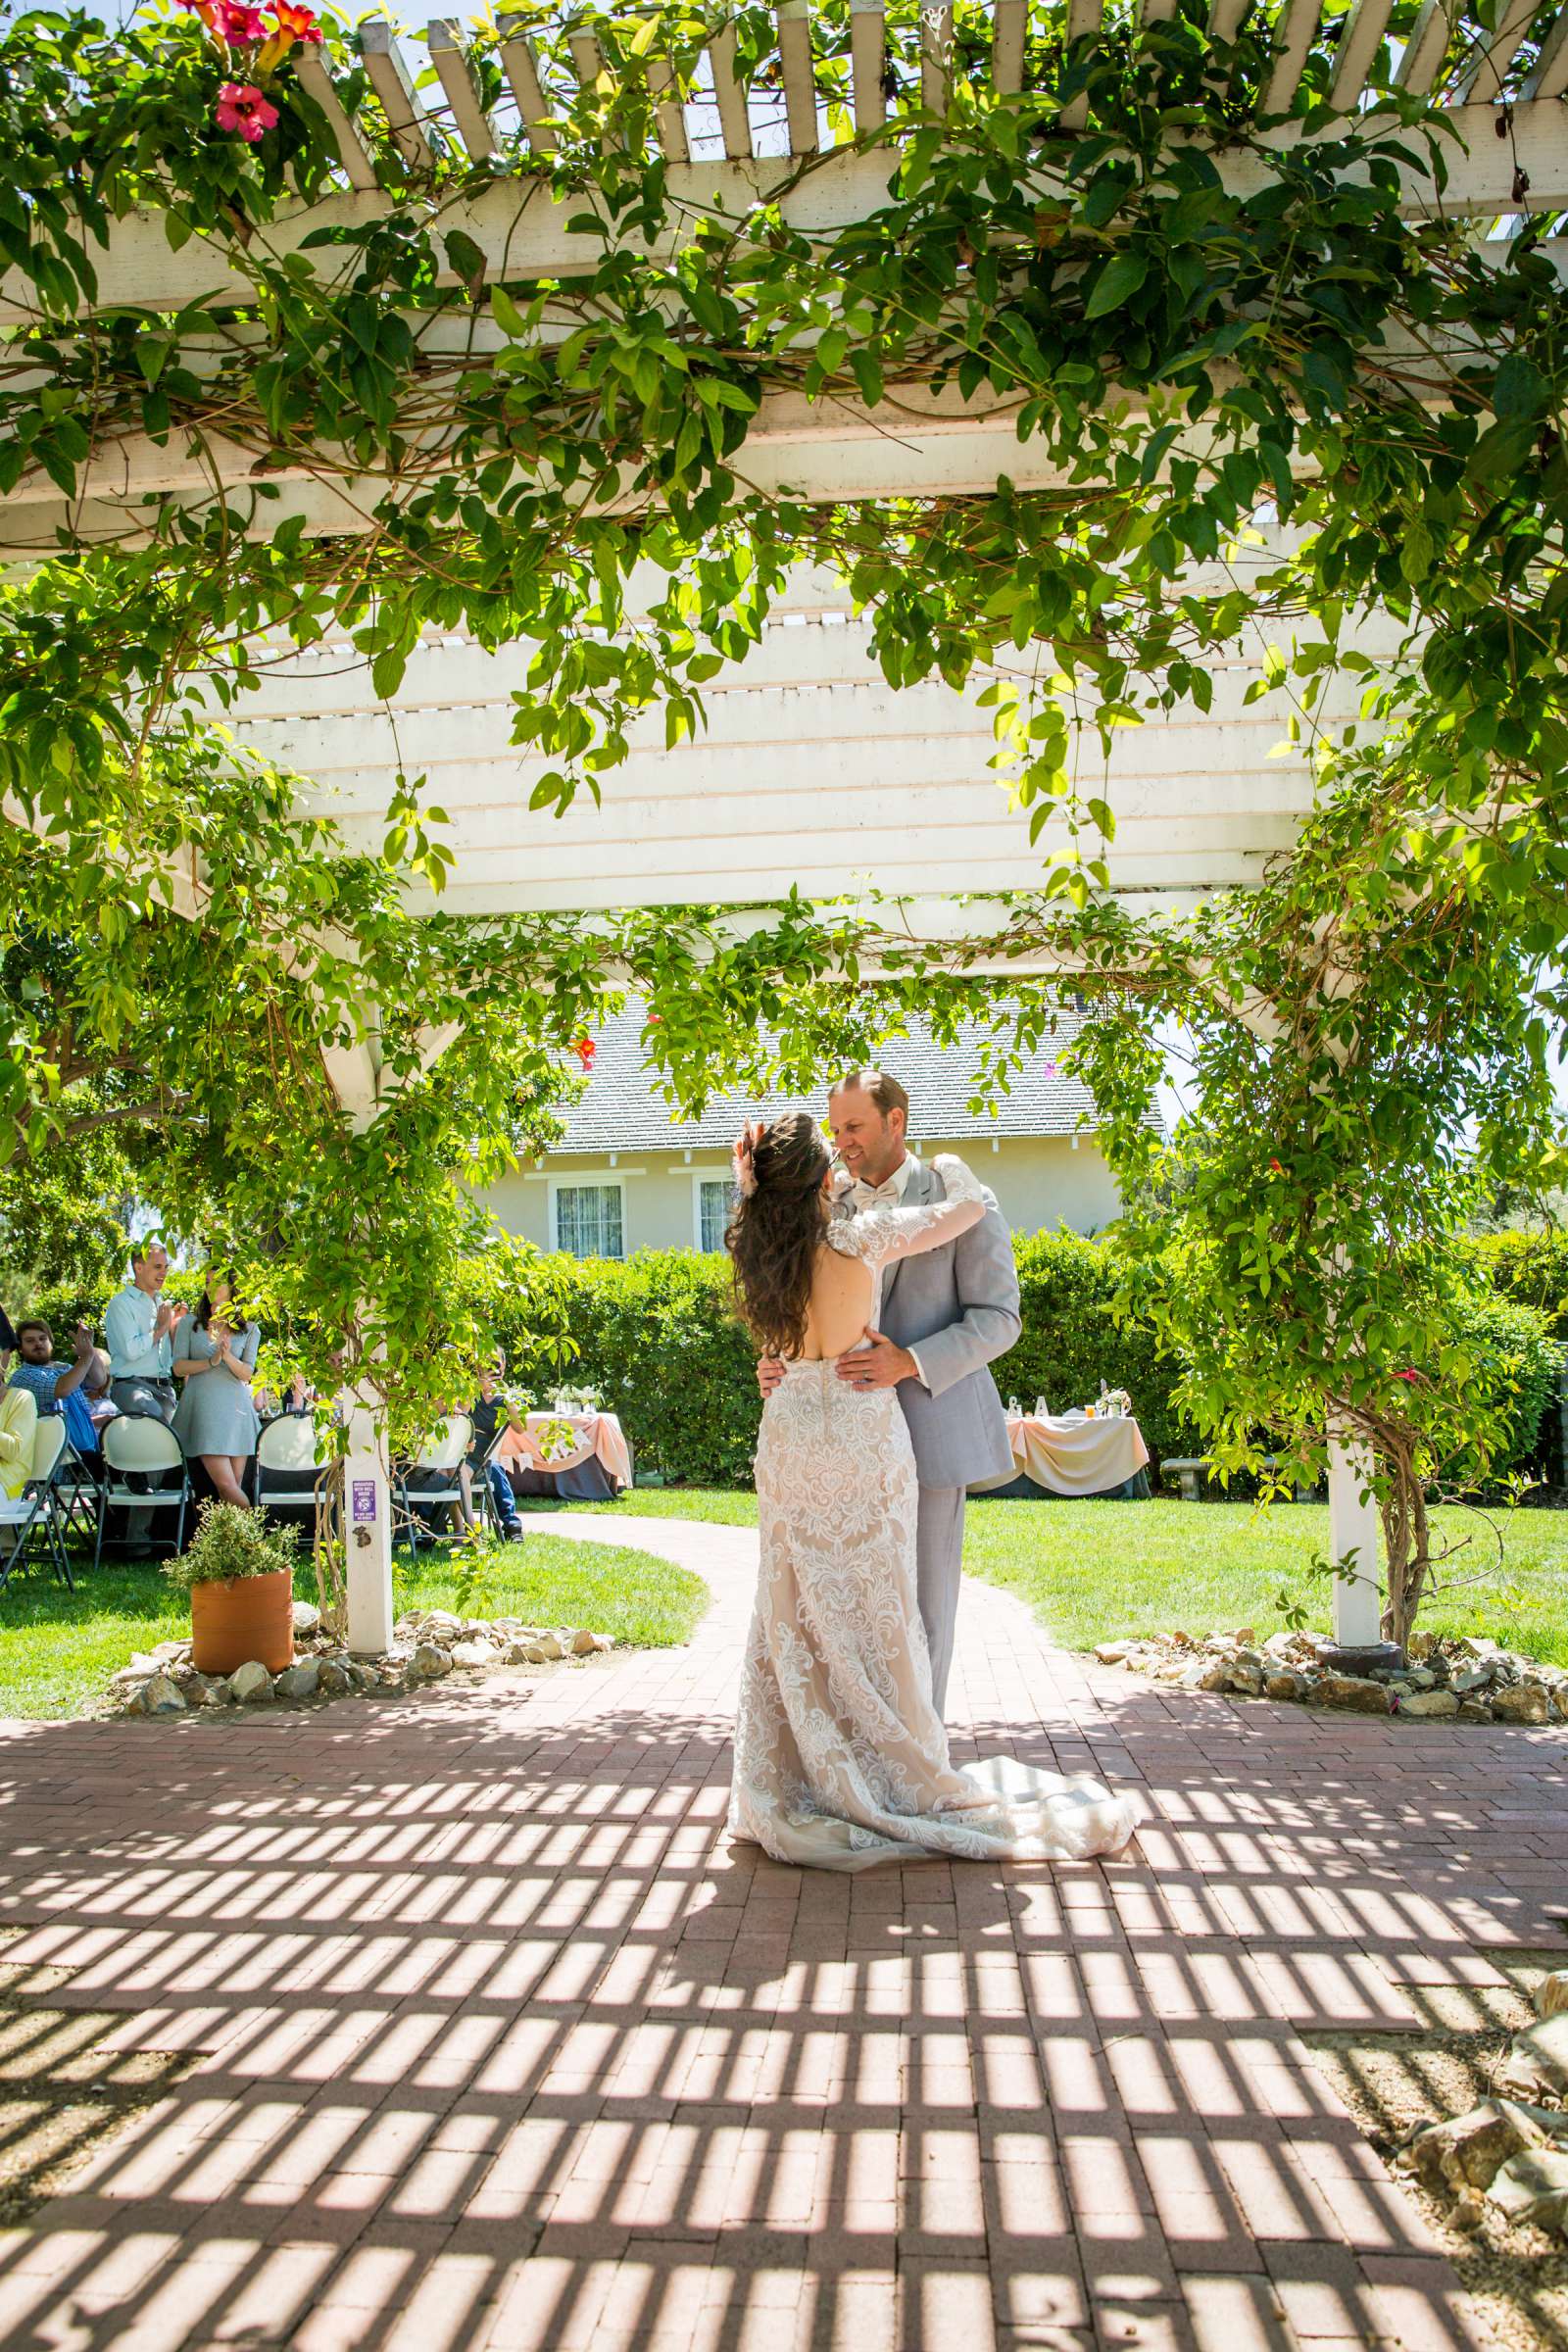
[8,1320,105,1469]
[460,1354,525,1544]
[81,1352,119,1439]
[172,1273,261,1508]
[105,1244,187,1423]
[0,1383,37,1502]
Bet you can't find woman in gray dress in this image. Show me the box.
[172,1274,261,1505]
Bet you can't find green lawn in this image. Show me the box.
[0,1534,709,1722]
[549,1487,1568,1666]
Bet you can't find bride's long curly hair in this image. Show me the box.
[725,1112,833,1360]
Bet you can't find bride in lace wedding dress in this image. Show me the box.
[724,1112,1137,1874]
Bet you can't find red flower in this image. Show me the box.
[270,0,323,41]
[573,1038,596,1072]
[1394,1369,1420,1384]
[1268,1157,1284,1172]
[214,1,267,42]
[215,81,278,140]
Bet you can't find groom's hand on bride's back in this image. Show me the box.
[836,1330,917,1391]
[758,1355,786,1398]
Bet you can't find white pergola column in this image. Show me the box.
[323,1031,395,1658]
[1326,1426,1385,1650]
[343,1388,395,1657]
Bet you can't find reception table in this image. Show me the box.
[496,1409,633,1501]
[970,1409,1152,1501]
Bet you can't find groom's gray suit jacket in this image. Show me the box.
[837,1155,1022,1489]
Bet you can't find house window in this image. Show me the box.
[553,1182,624,1259]
[696,1178,735,1252]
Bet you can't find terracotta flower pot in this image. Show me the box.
[190,1567,295,1676]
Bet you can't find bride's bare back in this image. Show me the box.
[797,1247,877,1362]
[789,1156,989,1362]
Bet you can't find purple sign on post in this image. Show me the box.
[351,1479,377,1525]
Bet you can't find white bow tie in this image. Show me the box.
[852,1177,903,1208]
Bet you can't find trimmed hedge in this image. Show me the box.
[17,1228,1562,1494]
[459,1229,1200,1488]
[1467,1230,1568,1338]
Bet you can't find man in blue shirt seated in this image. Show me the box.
[8,1320,105,1469]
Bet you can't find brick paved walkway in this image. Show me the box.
[0,1515,1562,2352]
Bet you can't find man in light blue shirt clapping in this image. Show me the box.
[105,1244,188,1426]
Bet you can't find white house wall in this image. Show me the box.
[482,1133,1122,1256]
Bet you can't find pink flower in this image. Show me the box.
[214,2,267,42]
[573,1038,596,1072]
[215,81,279,141]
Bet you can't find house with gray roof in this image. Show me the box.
[482,1003,1146,1258]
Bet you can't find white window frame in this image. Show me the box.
[549,1175,627,1259]
[691,1170,736,1252]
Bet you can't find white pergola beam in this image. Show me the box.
[1453,0,1539,103]
[3,382,1338,551]
[1394,0,1456,95]
[778,0,819,154]
[992,0,1027,94]
[497,14,558,151]
[852,0,889,126]
[427,19,498,160]
[709,18,756,158]
[1061,0,1104,128]
[1262,0,1322,114]
[292,48,380,190]
[921,2,955,113]
[1523,8,1568,98]
[1327,0,1396,111]
[361,20,440,171]
[5,106,1564,331]
[647,57,691,163]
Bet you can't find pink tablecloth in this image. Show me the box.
[496,1410,632,1492]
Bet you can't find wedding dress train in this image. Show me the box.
[728,1157,1138,1874]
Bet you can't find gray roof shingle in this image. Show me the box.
[552,1003,1126,1156]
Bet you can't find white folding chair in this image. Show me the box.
[255,1414,329,1525]
[0,1416,72,1593]
[95,1416,190,1568]
[395,1414,473,1548]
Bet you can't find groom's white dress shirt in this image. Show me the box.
[847,1155,928,1390]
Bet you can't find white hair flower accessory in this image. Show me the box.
[732,1120,764,1200]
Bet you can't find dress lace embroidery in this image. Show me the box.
[728,1153,1138,1873]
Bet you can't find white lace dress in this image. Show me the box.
[729,1154,1138,1874]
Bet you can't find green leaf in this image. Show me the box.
[490,285,530,341]
[1084,252,1148,319]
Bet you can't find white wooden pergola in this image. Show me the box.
[12,0,1563,1655]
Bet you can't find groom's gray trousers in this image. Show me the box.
[914,1486,967,1719]
[837,1156,1022,1719]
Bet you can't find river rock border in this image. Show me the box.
[109,1603,614,1719]
[1094,1627,1568,1725]
[1395,1972,1568,2238]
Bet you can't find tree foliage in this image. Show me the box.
[2,3,1566,1625]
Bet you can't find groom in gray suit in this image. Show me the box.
[759,1069,1022,1715]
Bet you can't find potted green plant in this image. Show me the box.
[166,1502,297,1675]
